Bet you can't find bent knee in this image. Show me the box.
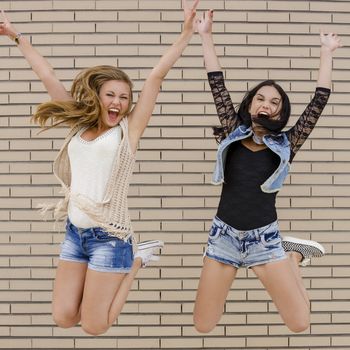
[287,318,310,333]
[81,321,109,336]
[53,311,79,329]
[193,315,216,334]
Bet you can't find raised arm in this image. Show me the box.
[317,31,342,88]
[0,10,71,101]
[287,32,342,161]
[128,0,199,151]
[197,10,238,141]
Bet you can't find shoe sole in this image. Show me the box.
[282,236,325,258]
[137,240,164,250]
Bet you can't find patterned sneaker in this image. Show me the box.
[134,240,164,267]
[282,236,325,266]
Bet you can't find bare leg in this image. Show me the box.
[193,257,238,333]
[52,260,87,327]
[80,258,142,335]
[287,251,309,307]
[252,257,310,333]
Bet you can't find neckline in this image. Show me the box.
[78,126,120,144]
[240,141,268,153]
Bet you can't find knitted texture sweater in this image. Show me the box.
[44,117,136,240]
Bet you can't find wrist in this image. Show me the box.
[180,28,194,41]
[320,45,334,55]
[199,32,213,39]
[9,32,22,45]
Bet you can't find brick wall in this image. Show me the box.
[1,0,350,349]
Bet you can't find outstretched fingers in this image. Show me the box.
[0,10,12,36]
[197,9,213,35]
[0,10,10,25]
[182,0,201,32]
[183,0,200,16]
[320,30,343,52]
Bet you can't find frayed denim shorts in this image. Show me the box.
[205,216,286,268]
[59,219,133,273]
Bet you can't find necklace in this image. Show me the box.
[252,133,264,145]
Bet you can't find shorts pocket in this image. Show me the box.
[260,230,281,247]
[208,224,223,241]
[92,229,116,242]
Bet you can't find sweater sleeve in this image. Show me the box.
[208,71,239,142]
[286,87,331,162]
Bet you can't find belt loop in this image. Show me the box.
[254,229,260,241]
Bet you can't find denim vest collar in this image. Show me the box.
[212,124,291,193]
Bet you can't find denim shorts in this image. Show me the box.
[205,216,287,268]
[59,219,133,273]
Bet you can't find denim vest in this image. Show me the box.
[212,124,291,193]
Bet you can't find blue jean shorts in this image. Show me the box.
[59,219,133,273]
[205,216,287,268]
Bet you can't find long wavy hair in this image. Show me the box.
[32,65,133,130]
[214,80,291,142]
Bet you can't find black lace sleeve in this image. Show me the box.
[208,71,238,142]
[287,87,331,162]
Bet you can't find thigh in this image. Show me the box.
[193,257,237,333]
[87,229,133,273]
[252,259,310,332]
[80,269,126,334]
[52,260,87,327]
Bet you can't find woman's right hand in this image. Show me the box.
[0,10,18,39]
[197,9,214,36]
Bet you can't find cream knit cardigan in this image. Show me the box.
[42,117,136,241]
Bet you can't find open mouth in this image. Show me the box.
[108,108,120,122]
[257,111,270,118]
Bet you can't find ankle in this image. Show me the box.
[133,256,142,268]
[288,251,303,263]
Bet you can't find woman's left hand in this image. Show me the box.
[182,0,200,34]
[320,31,342,52]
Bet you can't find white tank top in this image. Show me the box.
[67,126,121,228]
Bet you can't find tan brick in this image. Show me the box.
[291,12,332,23]
[75,338,117,348]
[0,315,31,326]
[224,0,264,9]
[162,197,204,208]
[0,339,31,349]
[117,314,160,325]
[248,34,289,45]
[226,325,268,336]
[248,336,288,347]
[248,57,290,69]
[161,338,202,348]
[52,0,95,10]
[32,338,74,348]
[268,1,309,10]
[332,336,350,346]
[11,1,53,10]
[290,336,331,347]
[96,1,138,10]
[255,12,291,24]
[0,327,10,336]
[32,11,74,22]
[140,325,181,337]
[10,326,52,336]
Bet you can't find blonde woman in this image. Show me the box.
[1,0,199,335]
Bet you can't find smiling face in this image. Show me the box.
[249,85,282,121]
[98,79,131,130]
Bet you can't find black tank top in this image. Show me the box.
[216,141,280,230]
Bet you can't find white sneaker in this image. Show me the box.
[134,240,164,267]
[282,236,325,266]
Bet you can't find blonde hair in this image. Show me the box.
[32,65,133,130]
